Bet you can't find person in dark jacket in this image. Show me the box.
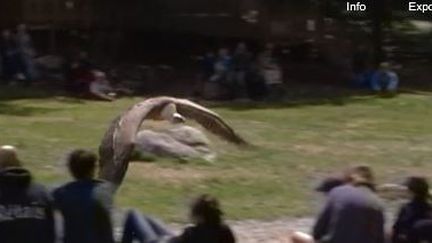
[392,176,432,243]
[312,165,385,243]
[53,149,114,243]
[0,145,55,243]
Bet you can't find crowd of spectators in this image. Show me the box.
[1,144,431,243]
[196,42,285,101]
[1,25,401,102]
[351,45,399,94]
[0,25,127,101]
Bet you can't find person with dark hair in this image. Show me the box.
[120,194,235,243]
[53,149,114,243]
[0,145,55,243]
[306,165,385,243]
[392,176,432,243]
[175,194,235,243]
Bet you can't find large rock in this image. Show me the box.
[134,125,215,162]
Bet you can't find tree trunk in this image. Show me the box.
[371,0,390,66]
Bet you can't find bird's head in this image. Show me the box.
[172,113,186,124]
[160,103,186,124]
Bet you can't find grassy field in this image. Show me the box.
[1,87,432,222]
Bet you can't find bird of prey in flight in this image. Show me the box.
[99,96,248,188]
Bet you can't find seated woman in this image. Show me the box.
[121,194,236,243]
[392,176,432,243]
[65,51,118,101]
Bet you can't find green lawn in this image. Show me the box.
[1,87,432,222]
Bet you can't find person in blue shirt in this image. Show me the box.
[53,149,115,243]
[370,62,399,93]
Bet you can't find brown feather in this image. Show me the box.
[174,99,248,145]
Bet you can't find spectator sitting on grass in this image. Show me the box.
[175,194,235,243]
[88,70,117,101]
[292,165,385,243]
[0,145,55,243]
[53,149,115,243]
[392,176,432,243]
[371,62,399,94]
[121,194,236,243]
[65,51,118,101]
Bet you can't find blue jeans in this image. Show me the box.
[121,210,174,243]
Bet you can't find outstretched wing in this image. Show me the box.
[98,97,174,187]
[174,99,248,145]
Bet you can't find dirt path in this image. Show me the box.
[226,218,313,243]
[111,190,401,243]
[112,211,312,243]
[113,210,397,243]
